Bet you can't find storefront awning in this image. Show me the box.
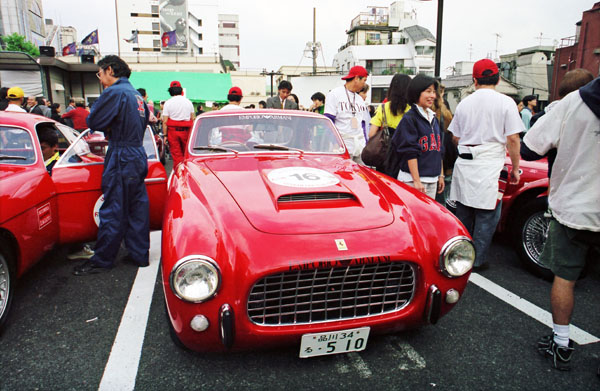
[129,72,232,104]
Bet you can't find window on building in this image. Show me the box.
[198,33,203,40]
[151,5,158,13]
[371,88,388,104]
[198,19,202,27]
[415,46,435,56]
[153,40,161,48]
[223,22,236,28]
[366,33,381,42]
[198,47,203,54]
[398,37,408,44]
[152,22,159,31]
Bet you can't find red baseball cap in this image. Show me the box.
[170,80,181,88]
[472,59,499,79]
[228,86,243,97]
[341,65,369,80]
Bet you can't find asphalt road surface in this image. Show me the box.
[1,230,599,391]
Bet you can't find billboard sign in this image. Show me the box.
[159,0,188,52]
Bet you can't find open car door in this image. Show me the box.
[51,127,167,244]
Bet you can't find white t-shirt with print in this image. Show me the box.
[163,95,194,120]
[324,85,369,156]
[449,88,523,145]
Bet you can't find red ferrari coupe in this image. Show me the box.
[0,112,167,329]
[161,110,475,357]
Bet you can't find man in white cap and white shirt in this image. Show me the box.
[324,66,371,163]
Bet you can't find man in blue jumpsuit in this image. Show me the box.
[73,55,150,276]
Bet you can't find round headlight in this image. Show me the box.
[170,257,221,303]
[439,237,475,277]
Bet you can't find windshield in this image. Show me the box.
[0,126,36,165]
[57,127,159,166]
[190,113,345,155]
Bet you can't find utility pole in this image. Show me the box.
[261,69,283,97]
[313,8,317,75]
[434,0,444,78]
[115,0,121,56]
[493,33,502,60]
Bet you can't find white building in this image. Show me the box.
[0,0,45,46]
[218,14,240,68]
[114,0,224,59]
[499,45,555,102]
[332,1,435,103]
[44,20,77,55]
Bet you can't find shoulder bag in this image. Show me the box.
[361,103,392,168]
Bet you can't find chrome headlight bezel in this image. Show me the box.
[439,236,475,278]
[169,255,221,303]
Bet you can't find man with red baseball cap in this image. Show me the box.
[324,65,371,162]
[221,86,245,110]
[162,80,195,168]
[448,58,523,270]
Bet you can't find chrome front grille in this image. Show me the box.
[277,192,356,203]
[247,262,415,326]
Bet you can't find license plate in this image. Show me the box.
[299,327,370,358]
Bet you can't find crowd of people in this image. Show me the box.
[1,54,598,376]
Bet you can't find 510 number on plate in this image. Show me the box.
[299,327,370,358]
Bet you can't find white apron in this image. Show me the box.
[449,142,506,210]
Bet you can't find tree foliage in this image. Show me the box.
[1,33,40,57]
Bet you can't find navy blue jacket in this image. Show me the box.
[87,77,149,146]
[391,104,443,178]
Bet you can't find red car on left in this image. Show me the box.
[0,112,167,328]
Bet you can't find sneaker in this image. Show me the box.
[72,260,112,276]
[67,245,95,260]
[537,334,574,371]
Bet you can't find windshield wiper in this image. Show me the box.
[0,154,27,160]
[253,144,304,156]
[193,145,238,155]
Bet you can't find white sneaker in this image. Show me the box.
[67,245,95,260]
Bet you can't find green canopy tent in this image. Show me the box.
[129,72,232,105]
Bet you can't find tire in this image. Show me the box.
[0,242,15,330]
[512,197,553,280]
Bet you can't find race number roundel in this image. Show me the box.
[267,167,340,188]
[93,194,104,227]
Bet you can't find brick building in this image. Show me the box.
[550,2,600,100]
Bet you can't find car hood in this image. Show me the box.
[204,156,394,234]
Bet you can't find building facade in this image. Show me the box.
[499,45,555,103]
[0,0,45,46]
[44,20,77,55]
[114,0,229,60]
[332,1,435,103]
[550,2,600,101]
[218,14,239,68]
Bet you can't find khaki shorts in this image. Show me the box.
[540,219,600,281]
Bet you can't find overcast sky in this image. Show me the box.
[42,0,594,76]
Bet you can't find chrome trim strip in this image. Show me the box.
[144,177,167,183]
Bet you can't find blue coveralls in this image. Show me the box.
[86,77,150,267]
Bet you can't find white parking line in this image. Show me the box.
[469,272,600,345]
[98,231,162,391]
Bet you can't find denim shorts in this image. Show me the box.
[540,219,600,281]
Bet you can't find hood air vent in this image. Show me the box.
[278,192,356,203]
